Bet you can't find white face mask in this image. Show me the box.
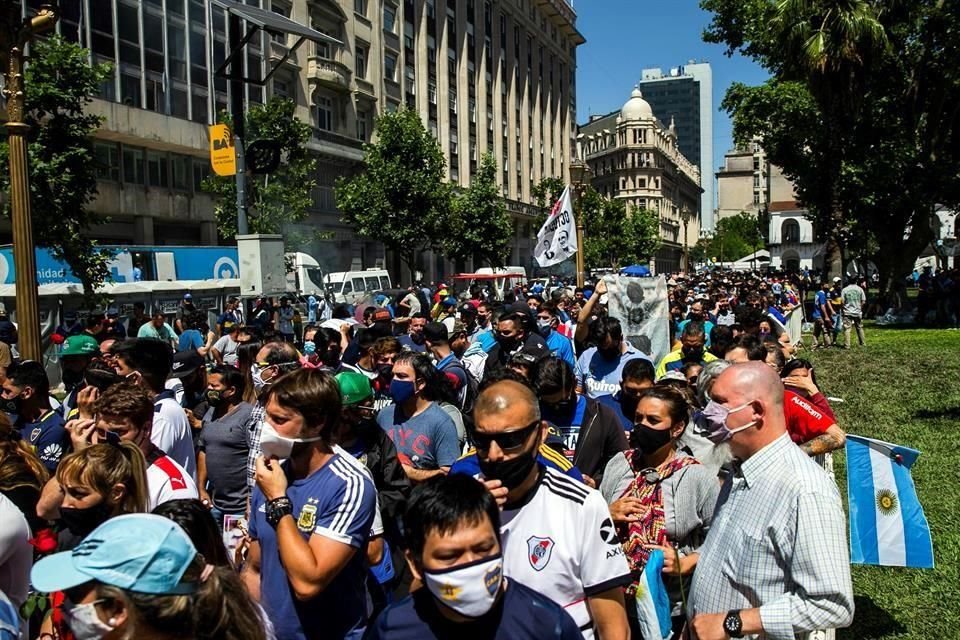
[259,420,323,460]
[424,554,504,618]
[251,364,270,394]
[65,601,114,640]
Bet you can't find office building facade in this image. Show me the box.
[579,88,702,274]
[638,62,713,232]
[5,0,583,283]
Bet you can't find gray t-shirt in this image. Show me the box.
[376,402,459,470]
[213,334,240,365]
[199,402,254,514]
[841,284,866,317]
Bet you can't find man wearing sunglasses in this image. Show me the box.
[468,380,631,640]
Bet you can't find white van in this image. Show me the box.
[324,269,392,305]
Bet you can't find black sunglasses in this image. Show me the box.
[471,419,539,453]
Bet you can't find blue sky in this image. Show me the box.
[574,0,769,174]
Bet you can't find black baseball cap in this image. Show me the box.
[170,350,204,378]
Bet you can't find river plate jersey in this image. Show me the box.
[499,466,632,639]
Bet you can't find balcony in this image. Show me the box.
[268,39,298,67]
[307,57,352,93]
[354,78,377,101]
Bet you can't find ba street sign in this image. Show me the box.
[209,124,236,176]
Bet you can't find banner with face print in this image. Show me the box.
[603,275,671,365]
[534,186,578,268]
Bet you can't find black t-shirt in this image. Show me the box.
[364,580,584,640]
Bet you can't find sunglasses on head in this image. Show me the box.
[471,419,539,452]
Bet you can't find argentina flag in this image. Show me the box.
[633,549,673,640]
[846,435,934,568]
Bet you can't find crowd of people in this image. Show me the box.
[0,268,862,640]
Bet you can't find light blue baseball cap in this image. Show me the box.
[31,514,198,595]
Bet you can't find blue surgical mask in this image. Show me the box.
[389,379,416,404]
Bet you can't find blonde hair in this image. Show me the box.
[56,443,149,514]
[96,557,267,640]
[0,413,48,492]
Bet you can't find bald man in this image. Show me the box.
[687,363,853,640]
[470,380,630,640]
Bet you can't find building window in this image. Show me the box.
[782,219,801,243]
[354,0,366,17]
[357,110,368,140]
[94,143,120,181]
[172,155,190,191]
[147,151,169,188]
[384,3,397,33]
[317,96,334,131]
[384,51,398,81]
[356,45,368,79]
[429,81,437,104]
[753,191,761,205]
[122,147,145,185]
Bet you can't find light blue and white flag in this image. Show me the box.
[633,549,673,640]
[846,435,934,568]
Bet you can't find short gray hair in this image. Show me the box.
[697,359,731,405]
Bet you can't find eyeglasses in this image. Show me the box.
[471,419,539,453]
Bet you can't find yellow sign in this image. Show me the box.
[209,124,236,176]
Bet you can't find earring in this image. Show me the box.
[108,618,117,626]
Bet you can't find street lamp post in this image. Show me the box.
[1,4,58,362]
[680,206,691,274]
[569,158,592,288]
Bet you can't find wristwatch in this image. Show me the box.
[265,496,293,529]
[723,610,744,638]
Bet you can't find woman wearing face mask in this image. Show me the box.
[599,386,720,638]
[35,442,149,640]
[236,342,263,405]
[0,413,48,533]
[32,513,268,640]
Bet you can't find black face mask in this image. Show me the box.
[629,423,673,455]
[478,444,538,491]
[59,502,114,537]
[496,335,518,353]
[620,393,640,422]
[61,368,85,388]
[682,345,704,361]
[2,395,21,416]
[410,332,426,345]
[599,346,620,361]
[542,398,576,422]
[376,363,394,381]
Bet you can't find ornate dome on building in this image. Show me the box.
[619,88,655,121]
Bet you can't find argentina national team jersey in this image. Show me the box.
[499,466,632,639]
[249,449,376,640]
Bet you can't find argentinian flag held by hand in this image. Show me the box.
[633,549,673,640]
[846,435,934,568]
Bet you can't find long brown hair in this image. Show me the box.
[56,443,150,514]
[0,412,48,492]
[96,555,268,640]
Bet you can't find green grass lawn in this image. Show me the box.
[804,326,960,639]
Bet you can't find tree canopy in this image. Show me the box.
[203,97,317,241]
[702,0,960,295]
[335,108,452,280]
[580,187,660,270]
[443,153,513,269]
[0,36,113,293]
[691,212,764,265]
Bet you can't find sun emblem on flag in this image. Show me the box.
[876,488,898,515]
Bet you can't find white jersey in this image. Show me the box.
[147,451,199,510]
[500,466,631,639]
[152,391,197,480]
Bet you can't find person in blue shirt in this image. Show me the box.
[677,300,716,348]
[245,369,377,640]
[534,302,577,370]
[595,358,657,432]
[576,317,652,400]
[365,474,583,639]
[2,361,69,472]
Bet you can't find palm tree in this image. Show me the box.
[771,0,889,276]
